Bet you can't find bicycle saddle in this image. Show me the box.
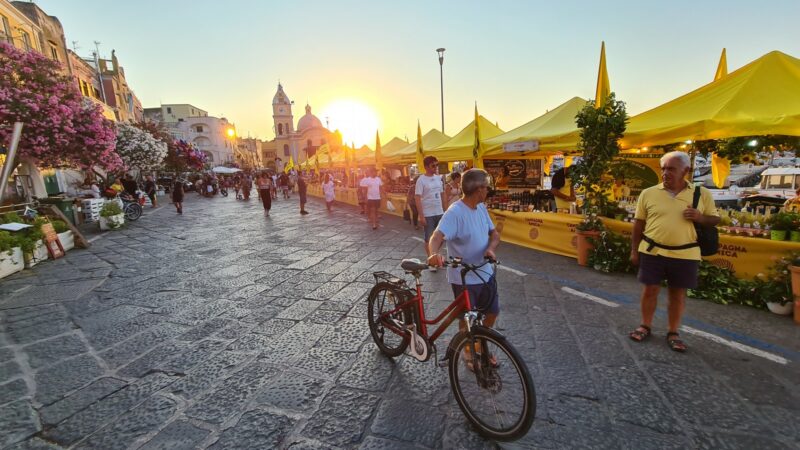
[400,258,429,272]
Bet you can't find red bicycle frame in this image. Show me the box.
[380,277,472,344]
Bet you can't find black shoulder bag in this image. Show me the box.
[692,186,719,256]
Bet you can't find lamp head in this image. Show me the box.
[436,48,445,64]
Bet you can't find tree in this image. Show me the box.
[0,42,122,172]
[571,93,628,228]
[163,140,208,173]
[115,123,167,171]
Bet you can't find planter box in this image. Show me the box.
[24,240,49,269]
[99,213,125,231]
[0,247,24,279]
[58,231,75,252]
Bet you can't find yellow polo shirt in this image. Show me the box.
[634,183,718,260]
[554,179,572,211]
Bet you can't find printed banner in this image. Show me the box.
[484,159,543,189]
[612,154,661,195]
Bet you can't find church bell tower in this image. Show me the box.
[272,83,294,158]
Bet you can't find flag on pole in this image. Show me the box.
[472,103,484,169]
[711,152,730,188]
[415,121,424,170]
[284,155,294,174]
[375,131,383,170]
[714,48,728,81]
[594,41,610,109]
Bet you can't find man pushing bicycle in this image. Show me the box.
[427,169,501,329]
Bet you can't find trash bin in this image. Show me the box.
[39,196,76,225]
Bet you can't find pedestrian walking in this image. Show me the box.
[356,174,367,214]
[271,172,278,199]
[144,175,157,208]
[242,174,252,200]
[406,176,419,229]
[172,177,185,214]
[445,172,463,209]
[322,173,336,212]
[628,151,720,352]
[279,173,290,199]
[298,172,309,215]
[122,173,138,198]
[360,167,383,229]
[415,156,446,268]
[256,172,273,216]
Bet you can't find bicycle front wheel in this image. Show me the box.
[367,283,411,357]
[448,327,535,441]
[125,203,143,221]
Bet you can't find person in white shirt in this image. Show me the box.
[415,156,445,264]
[322,173,336,212]
[359,167,383,230]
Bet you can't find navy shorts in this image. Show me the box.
[637,253,699,289]
[423,214,443,243]
[367,199,380,209]
[452,276,500,315]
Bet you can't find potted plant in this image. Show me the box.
[99,201,125,231]
[570,93,628,266]
[789,256,800,324]
[791,215,800,242]
[767,212,793,240]
[759,254,795,315]
[0,231,24,279]
[21,218,48,268]
[51,220,75,251]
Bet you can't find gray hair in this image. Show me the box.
[660,151,691,169]
[462,168,489,195]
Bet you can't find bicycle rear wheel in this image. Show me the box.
[447,327,535,441]
[124,203,143,221]
[367,283,411,357]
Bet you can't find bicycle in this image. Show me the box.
[367,257,535,441]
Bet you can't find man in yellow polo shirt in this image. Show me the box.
[629,151,719,353]
[550,166,575,212]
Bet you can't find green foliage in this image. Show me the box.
[0,231,16,255]
[1,212,23,224]
[571,93,628,231]
[693,135,800,164]
[51,220,70,233]
[767,212,798,231]
[576,205,606,232]
[100,201,123,217]
[587,231,635,273]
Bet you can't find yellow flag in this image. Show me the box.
[595,41,610,109]
[472,103,484,169]
[284,155,294,174]
[711,152,730,188]
[714,48,728,81]
[375,131,383,170]
[416,121,424,170]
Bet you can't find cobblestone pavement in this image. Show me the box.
[1,193,798,449]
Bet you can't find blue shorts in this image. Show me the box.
[637,253,699,289]
[423,214,443,243]
[451,276,500,315]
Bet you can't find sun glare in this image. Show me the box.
[318,99,380,147]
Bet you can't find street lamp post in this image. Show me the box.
[437,48,445,134]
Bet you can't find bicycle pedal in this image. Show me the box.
[437,357,449,368]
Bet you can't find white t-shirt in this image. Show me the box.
[436,200,496,285]
[415,174,444,217]
[360,176,382,200]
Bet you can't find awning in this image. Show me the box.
[428,115,504,162]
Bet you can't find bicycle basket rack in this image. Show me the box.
[372,271,410,290]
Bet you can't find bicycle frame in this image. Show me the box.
[379,276,472,345]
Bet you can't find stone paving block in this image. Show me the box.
[98,323,188,369]
[370,397,444,448]
[209,409,294,449]
[306,309,346,324]
[0,346,14,363]
[386,357,450,406]
[294,347,350,377]
[137,420,211,450]
[176,318,232,342]
[43,373,179,445]
[23,334,87,370]
[35,354,105,405]
[0,378,27,406]
[117,342,188,378]
[4,436,64,449]
[277,299,323,320]
[253,371,325,412]
[167,351,252,399]
[74,305,150,333]
[156,340,228,374]
[84,314,166,349]
[337,345,395,392]
[185,362,278,424]
[316,317,370,353]
[330,283,373,303]
[7,320,74,346]
[0,400,40,448]
[303,388,381,447]
[691,430,789,450]
[168,300,239,326]
[1,359,23,384]
[39,377,126,425]
[74,394,176,450]
[305,281,349,300]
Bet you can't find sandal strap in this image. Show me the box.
[666,332,680,339]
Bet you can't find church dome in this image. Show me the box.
[297,104,323,131]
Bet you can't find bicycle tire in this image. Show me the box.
[367,283,412,357]
[125,203,143,221]
[447,326,535,441]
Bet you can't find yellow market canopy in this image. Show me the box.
[428,115,504,162]
[382,129,450,165]
[482,96,588,157]
[622,50,800,148]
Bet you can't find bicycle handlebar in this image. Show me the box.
[443,256,497,270]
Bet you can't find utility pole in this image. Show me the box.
[93,41,107,104]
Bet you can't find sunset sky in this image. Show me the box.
[38,0,800,147]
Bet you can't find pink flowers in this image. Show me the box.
[0,42,121,172]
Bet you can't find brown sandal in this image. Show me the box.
[666,332,687,352]
[629,324,651,342]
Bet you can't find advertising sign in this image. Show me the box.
[484,159,543,189]
[503,140,539,153]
